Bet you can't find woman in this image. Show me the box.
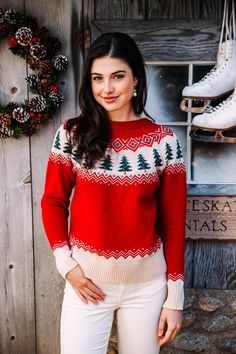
[41,32,186,354]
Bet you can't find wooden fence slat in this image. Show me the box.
[192,240,236,289]
[24,0,83,352]
[0,2,35,354]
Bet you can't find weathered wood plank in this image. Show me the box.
[0,2,35,354]
[147,0,224,20]
[0,140,35,354]
[94,0,145,20]
[93,19,222,60]
[186,197,236,240]
[24,0,83,353]
[184,240,195,288]
[192,240,236,289]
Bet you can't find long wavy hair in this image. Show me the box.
[66,32,151,169]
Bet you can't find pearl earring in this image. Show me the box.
[133,87,137,97]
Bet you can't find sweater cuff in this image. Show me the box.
[162,279,184,310]
[53,246,78,279]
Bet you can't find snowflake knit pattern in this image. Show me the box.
[41,118,187,309]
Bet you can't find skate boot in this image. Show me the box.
[190,89,236,143]
[180,39,236,113]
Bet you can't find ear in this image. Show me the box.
[134,77,139,85]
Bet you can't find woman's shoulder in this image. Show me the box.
[55,117,79,138]
[143,118,176,142]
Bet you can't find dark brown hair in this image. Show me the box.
[66,32,151,169]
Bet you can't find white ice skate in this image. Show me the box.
[180,0,236,113]
[180,39,236,113]
[190,89,236,143]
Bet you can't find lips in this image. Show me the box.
[103,96,119,103]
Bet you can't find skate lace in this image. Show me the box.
[205,95,235,114]
[193,61,228,86]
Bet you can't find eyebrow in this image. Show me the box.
[91,70,127,76]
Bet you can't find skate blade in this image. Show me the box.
[183,89,234,101]
[190,126,236,143]
[180,99,211,113]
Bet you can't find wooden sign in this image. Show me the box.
[186,197,236,240]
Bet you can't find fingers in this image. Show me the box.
[66,265,106,304]
[159,327,174,346]
[158,309,182,346]
[158,315,166,339]
[79,289,100,305]
[87,281,105,298]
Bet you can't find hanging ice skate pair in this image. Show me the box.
[181,0,236,143]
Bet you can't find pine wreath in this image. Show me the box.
[0,8,69,139]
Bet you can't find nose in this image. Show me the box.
[103,79,114,94]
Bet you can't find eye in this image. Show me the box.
[113,74,124,79]
[92,76,102,81]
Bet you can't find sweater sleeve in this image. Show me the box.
[41,122,78,278]
[157,132,187,310]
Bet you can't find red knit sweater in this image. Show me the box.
[41,118,186,309]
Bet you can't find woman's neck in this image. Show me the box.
[108,106,140,122]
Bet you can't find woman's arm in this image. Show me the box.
[41,122,78,278]
[156,132,187,310]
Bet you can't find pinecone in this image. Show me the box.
[12,107,30,123]
[25,74,41,87]
[5,102,18,114]
[52,55,68,71]
[0,125,11,138]
[15,27,33,46]
[0,112,12,126]
[37,79,49,96]
[49,91,64,106]
[22,117,42,136]
[21,121,36,136]
[30,95,46,112]
[27,57,41,71]
[30,44,47,60]
[4,9,18,24]
[0,8,4,23]
[39,60,54,76]
[32,116,43,130]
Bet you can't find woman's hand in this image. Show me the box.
[66,265,105,305]
[158,308,182,346]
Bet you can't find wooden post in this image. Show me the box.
[0,1,36,354]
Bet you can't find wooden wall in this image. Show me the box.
[1,1,235,354]
[0,0,83,353]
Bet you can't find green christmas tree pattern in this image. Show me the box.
[118,156,132,172]
[176,140,183,159]
[153,149,163,167]
[63,137,72,154]
[54,130,61,150]
[72,148,79,163]
[99,154,113,171]
[165,142,173,161]
[137,154,151,170]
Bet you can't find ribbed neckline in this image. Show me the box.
[110,118,152,131]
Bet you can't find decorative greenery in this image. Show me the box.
[0,8,69,139]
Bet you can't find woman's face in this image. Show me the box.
[91,56,138,116]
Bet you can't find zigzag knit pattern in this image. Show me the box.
[41,118,187,309]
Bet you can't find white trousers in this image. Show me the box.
[60,275,167,354]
